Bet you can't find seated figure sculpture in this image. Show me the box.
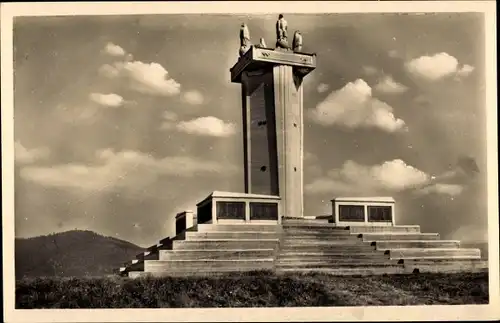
[239,23,252,57]
[292,30,303,52]
[259,37,267,48]
[275,14,290,49]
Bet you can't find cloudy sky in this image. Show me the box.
[13,13,488,247]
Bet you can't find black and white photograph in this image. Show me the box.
[2,1,498,322]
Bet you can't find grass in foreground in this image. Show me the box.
[16,271,488,308]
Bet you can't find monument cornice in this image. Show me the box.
[230,46,317,83]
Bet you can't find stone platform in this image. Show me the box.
[119,217,487,278]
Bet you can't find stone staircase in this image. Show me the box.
[121,223,281,278]
[119,218,487,278]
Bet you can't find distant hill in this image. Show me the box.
[15,230,144,278]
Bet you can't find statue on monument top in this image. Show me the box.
[239,23,252,57]
[275,14,290,49]
[292,30,303,52]
[259,37,267,48]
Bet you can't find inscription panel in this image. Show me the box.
[256,48,315,66]
[339,205,365,222]
[368,206,392,222]
[249,202,278,220]
[216,202,245,220]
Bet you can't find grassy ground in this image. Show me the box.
[16,271,489,308]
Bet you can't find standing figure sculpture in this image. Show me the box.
[292,30,303,52]
[259,37,267,48]
[275,14,290,49]
[239,23,252,57]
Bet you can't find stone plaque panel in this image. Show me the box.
[368,206,392,222]
[216,201,246,220]
[249,202,279,220]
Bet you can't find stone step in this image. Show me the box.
[143,259,275,272]
[282,218,330,224]
[279,251,389,259]
[283,222,344,229]
[159,249,277,260]
[404,259,489,274]
[280,245,376,252]
[135,250,159,261]
[146,242,173,252]
[277,261,402,269]
[282,235,358,241]
[172,239,280,250]
[159,237,174,245]
[361,233,440,242]
[349,225,420,234]
[278,258,399,266]
[283,228,352,235]
[197,224,280,232]
[128,269,272,278]
[185,231,280,240]
[128,271,147,278]
[126,260,145,272]
[282,240,366,247]
[388,248,482,259]
[276,266,407,276]
[374,240,461,250]
[402,258,488,265]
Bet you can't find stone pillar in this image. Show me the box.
[175,210,195,235]
[273,65,304,219]
[230,46,316,219]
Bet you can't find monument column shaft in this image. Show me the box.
[231,46,315,219]
[273,65,304,219]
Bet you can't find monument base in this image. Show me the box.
[118,191,487,277]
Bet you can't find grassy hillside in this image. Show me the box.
[16,271,488,308]
[15,230,144,278]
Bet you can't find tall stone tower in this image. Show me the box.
[230,16,316,219]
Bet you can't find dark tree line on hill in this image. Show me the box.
[15,230,144,278]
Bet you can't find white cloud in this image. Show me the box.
[176,116,237,137]
[362,66,378,76]
[162,110,178,122]
[316,83,330,93]
[15,142,50,164]
[456,64,475,78]
[374,76,408,94]
[89,93,124,107]
[416,183,465,197]
[160,111,179,130]
[305,159,429,195]
[304,151,318,162]
[405,52,466,81]
[54,104,99,125]
[308,79,406,133]
[99,61,181,96]
[98,64,119,78]
[388,50,400,58]
[182,90,204,105]
[103,42,126,57]
[20,149,237,192]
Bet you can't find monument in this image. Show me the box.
[118,15,487,278]
[231,14,316,219]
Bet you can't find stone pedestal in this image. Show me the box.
[195,191,281,224]
[175,210,196,235]
[231,46,316,219]
[331,197,396,226]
